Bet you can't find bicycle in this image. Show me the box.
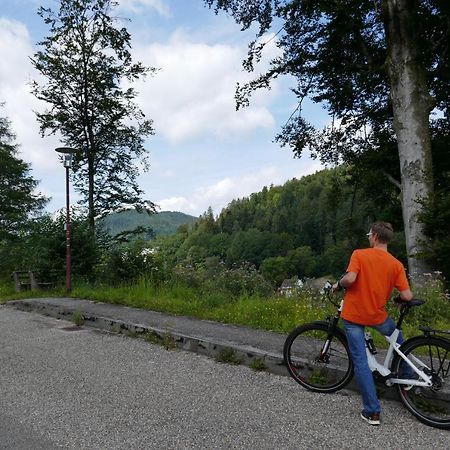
[283,281,450,429]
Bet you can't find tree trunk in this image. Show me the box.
[383,0,434,282]
[88,151,95,235]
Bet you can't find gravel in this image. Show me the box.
[0,306,448,449]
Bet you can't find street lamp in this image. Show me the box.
[55,147,78,293]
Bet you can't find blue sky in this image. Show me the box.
[0,0,328,217]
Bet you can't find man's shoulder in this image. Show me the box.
[354,248,400,262]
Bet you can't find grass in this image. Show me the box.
[72,310,85,326]
[249,357,267,371]
[67,278,334,334]
[215,348,242,365]
[0,281,67,304]
[1,276,449,344]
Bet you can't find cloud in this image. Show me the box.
[156,161,323,216]
[131,30,279,144]
[117,0,171,16]
[0,18,61,172]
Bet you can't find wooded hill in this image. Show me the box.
[100,210,198,238]
[153,167,410,285]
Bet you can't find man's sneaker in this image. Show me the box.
[360,411,381,426]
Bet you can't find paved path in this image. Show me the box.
[7,297,288,376]
[1,306,448,449]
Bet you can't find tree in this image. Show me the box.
[0,107,47,244]
[31,0,156,233]
[0,107,47,276]
[205,0,450,281]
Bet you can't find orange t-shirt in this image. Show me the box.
[341,248,410,326]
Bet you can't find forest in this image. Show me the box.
[150,165,449,289]
[1,0,449,298]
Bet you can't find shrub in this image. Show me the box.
[97,240,166,285]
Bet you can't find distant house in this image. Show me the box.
[279,277,303,297]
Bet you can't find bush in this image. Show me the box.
[171,261,274,299]
[97,240,166,285]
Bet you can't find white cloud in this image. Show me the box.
[117,0,171,16]
[131,30,279,144]
[156,160,323,216]
[0,18,61,172]
[157,196,198,214]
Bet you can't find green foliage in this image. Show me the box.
[100,210,198,239]
[72,310,85,327]
[249,357,267,371]
[31,0,157,230]
[418,132,450,281]
[96,239,166,285]
[0,107,47,250]
[204,1,449,160]
[172,261,274,299]
[154,167,407,285]
[70,278,335,333]
[0,211,107,281]
[407,276,450,331]
[205,0,449,279]
[215,348,241,365]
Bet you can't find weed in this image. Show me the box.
[72,310,84,326]
[144,330,162,345]
[143,329,176,350]
[249,357,267,371]
[162,330,176,350]
[215,347,241,365]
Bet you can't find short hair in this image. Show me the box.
[370,222,394,244]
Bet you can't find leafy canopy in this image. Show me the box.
[205,0,449,162]
[31,0,156,228]
[0,107,47,243]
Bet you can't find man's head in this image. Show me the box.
[367,222,394,245]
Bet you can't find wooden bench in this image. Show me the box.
[12,271,33,292]
[12,270,58,292]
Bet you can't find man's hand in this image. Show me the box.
[331,281,341,293]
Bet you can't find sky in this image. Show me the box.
[0,0,328,217]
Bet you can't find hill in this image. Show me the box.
[101,210,198,238]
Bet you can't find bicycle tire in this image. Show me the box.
[392,336,450,429]
[283,321,353,393]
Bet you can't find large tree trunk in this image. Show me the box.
[383,0,434,282]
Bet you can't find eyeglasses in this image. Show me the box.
[366,232,373,237]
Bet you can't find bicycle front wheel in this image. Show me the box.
[283,321,353,393]
[393,336,450,429]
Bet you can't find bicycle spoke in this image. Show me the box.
[284,323,353,393]
[396,337,450,429]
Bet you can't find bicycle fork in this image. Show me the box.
[319,315,341,363]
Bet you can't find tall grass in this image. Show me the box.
[1,275,449,340]
[71,278,335,333]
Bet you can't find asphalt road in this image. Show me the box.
[0,306,448,449]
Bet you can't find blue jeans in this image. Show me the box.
[343,317,404,414]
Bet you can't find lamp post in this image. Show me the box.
[55,147,78,293]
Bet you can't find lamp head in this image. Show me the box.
[55,147,79,168]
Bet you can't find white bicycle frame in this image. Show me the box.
[365,329,433,388]
[335,298,434,388]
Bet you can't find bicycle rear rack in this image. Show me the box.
[420,326,450,337]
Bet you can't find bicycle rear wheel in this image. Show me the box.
[393,336,450,429]
[283,321,353,393]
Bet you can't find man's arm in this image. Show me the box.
[399,288,413,301]
[332,272,357,292]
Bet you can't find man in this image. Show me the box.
[332,221,413,426]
